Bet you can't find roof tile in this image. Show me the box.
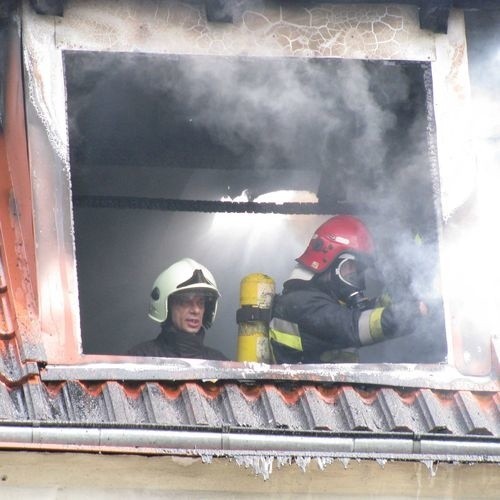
[260,385,303,429]
[220,384,260,428]
[0,384,18,420]
[301,386,334,430]
[338,386,373,431]
[455,391,495,435]
[416,389,454,434]
[141,382,183,425]
[181,383,219,426]
[22,379,51,421]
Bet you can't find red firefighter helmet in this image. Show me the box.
[297,215,374,274]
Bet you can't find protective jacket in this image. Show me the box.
[128,322,228,360]
[269,278,403,364]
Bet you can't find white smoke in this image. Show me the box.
[67,51,444,360]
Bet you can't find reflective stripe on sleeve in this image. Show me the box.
[269,318,303,351]
[358,307,385,345]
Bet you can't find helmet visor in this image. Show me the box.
[171,289,217,303]
[177,268,216,288]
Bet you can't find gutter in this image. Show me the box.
[0,424,498,462]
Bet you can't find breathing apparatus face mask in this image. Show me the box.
[315,252,369,307]
[336,253,365,288]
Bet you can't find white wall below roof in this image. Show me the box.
[0,451,498,498]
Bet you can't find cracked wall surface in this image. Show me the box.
[55,1,435,60]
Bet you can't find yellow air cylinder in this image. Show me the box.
[236,273,275,363]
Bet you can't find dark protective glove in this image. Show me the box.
[381,300,427,338]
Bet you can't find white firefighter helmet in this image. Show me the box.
[148,258,220,327]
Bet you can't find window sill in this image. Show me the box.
[39,357,499,392]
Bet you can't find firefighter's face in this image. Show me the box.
[170,293,205,334]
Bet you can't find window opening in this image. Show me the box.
[65,51,446,363]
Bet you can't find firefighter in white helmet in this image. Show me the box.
[128,258,227,360]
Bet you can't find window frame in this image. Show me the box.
[17,0,496,385]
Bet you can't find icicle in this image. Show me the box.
[200,454,213,464]
[276,456,293,468]
[234,455,274,481]
[295,456,311,472]
[422,459,438,477]
[316,456,334,471]
[338,457,350,469]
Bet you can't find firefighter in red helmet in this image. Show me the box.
[269,215,427,363]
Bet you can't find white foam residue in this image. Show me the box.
[23,8,70,164]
